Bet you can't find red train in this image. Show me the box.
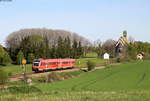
[32,59,76,72]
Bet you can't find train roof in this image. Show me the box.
[33,59,75,62]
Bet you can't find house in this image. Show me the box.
[103,53,110,59]
[137,54,143,60]
[137,52,144,60]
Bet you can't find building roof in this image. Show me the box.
[115,36,129,47]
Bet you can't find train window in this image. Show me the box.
[48,62,57,65]
[48,62,51,65]
[51,62,55,65]
[34,62,39,66]
[41,63,46,66]
[62,62,68,64]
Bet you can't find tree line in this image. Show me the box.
[1,29,150,65]
[1,28,88,64]
[15,35,84,64]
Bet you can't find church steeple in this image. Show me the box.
[123,30,127,38]
[115,30,129,56]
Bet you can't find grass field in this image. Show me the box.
[1,91,150,101]
[84,52,98,58]
[1,60,150,101]
[36,60,150,92]
[0,64,32,75]
[75,58,108,68]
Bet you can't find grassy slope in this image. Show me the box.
[1,61,150,101]
[37,61,150,92]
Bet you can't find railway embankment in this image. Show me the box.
[9,66,105,82]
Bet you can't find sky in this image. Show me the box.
[0,0,150,45]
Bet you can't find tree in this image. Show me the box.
[63,37,71,58]
[126,44,137,60]
[94,39,103,58]
[43,36,50,58]
[20,34,46,58]
[102,39,116,58]
[56,36,64,58]
[72,39,78,58]
[16,50,24,65]
[50,45,57,58]
[0,45,11,64]
[27,53,35,64]
[66,37,72,57]
[77,41,83,57]
[6,28,90,59]
[6,28,91,61]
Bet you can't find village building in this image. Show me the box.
[103,53,110,59]
[115,31,129,56]
[136,54,143,60]
[136,52,144,60]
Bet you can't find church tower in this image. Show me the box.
[123,30,127,38]
[115,30,129,56]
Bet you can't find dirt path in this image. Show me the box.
[9,66,105,82]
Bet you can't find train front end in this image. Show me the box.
[32,59,41,71]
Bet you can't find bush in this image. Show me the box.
[8,72,13,77]
[87,60,95,71]
[0,69,8,85]
[143,53,150,60]
[27,53,35,64]
[16,50,24,65]
[39,72,71,83]
[47,72,63,82]
[0,45,11,65]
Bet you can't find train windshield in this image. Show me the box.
[33,62,40,66]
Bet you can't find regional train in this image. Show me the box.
[32,59,76,72]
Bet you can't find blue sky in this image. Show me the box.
[0,0,150,45]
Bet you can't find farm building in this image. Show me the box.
[137,54,143,60]
[136,52,144,60]
[103,53,110,59]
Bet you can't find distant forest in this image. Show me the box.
[5,28,90,64]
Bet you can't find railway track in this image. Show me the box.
[9,66,105,82]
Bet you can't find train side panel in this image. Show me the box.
[32,59,75,72]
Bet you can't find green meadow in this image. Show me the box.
[0,64,32,75]
[36,61,150,92]
[1,60,150,101]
